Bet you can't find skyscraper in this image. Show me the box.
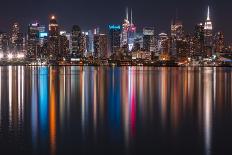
[143,27,156,52]
[71,25,82,58]
[193,23,205,58]
[128,9,136,51]
[109,25,121,54]
[121,7,130,47]
[27,22,39,59]
[170,18,183,56]
[214,32,225,53]
[94,34,108,58]
[10,22,23,53]
[48,15,59,59]
[204,6,213,57]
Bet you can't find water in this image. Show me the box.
[0,66,232,155]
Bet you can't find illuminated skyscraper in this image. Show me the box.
[10,22,23,53]
[170,18,183,56]
[193,23,205,58]
[171,19,183,39]
[121,7,137,51]
[48,15,59,59]
[109,25,121,54]
[121,7,130,46]
[94,34,108,58]
[214,32,225,53]
[204,6,213,57]
[158,33,169,55]
[27,22,40,59]
[143,27,156,52]
[128,9,136,51]
[71,25,82,58]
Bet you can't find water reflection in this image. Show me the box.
[0,66,232,154]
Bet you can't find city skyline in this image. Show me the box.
[0,0,231,41]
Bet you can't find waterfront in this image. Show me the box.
[0,66,232,155]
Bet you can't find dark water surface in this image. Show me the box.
[0,66,232,155]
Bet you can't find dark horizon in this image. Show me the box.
[0,0,231,42]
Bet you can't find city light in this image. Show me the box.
[17,53,25,59]
[0,53,3,59]
[7,53,13,60]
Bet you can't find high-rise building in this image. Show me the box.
[0,32,9,55]
[143,27,156,52]
[214,32,225,53]
[94,34,108,58]
[121,8,137,51]
[121,7,130,46]
[71,25,82,58]
[128,9,136,51]
[27,22,40,59]
[109,25,121,54]
[10,22,23,53]
[48,15,60,59]
[170,18,183,56]
[171,19,183,39]
[158,33,169,55]
[59,31,69,59]
[204,6,213,57]
[193,23,205,58]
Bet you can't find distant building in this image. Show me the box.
[71,25,82,58]
[158,33,169,55]
[10,22,23,53]
[27,23,40,59]
[214,32,225,53]
[204,6,213,57]
[94,34,108,58]
[48,15,60,59]
[109,25,121,54]
[0,32,9,54]
[143,27,156,52]
[170,18,183,56]
[121,7,130,47]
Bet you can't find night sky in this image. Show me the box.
[0,0,231,42]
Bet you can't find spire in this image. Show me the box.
[207,6,210,21]
[131,9,133,24]
[126,7,129,20]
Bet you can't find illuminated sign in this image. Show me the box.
[39,32,48,38]
[109,25,121,30]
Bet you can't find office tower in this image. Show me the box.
[204,6,213,57]
[109,25,121,54]
[71,25,82,57]
[10,22,23,53]
[121,7,130,46]
[94,34,108,58]
[2,33,9,54]
[214,32,225,53]
[171,19,183,39]
[27,22,40,59]
[0,32,9,55]
[128,9,136,51]
[48,15,59,59]
[59,31,69,59]
[38,27,48,46]
[86,30,94,53]
[176,35,190,59]
[143,27,156,52]
[158,33,169,55]
[192,23,205,58]
[133,33,143,51]
[170,18,183,56]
